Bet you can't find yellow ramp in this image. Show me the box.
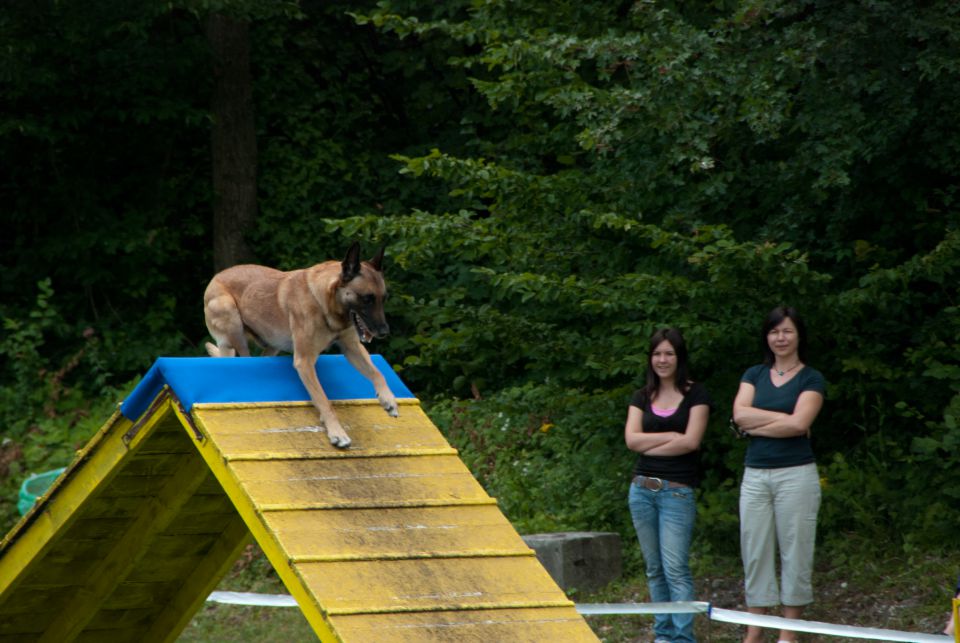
[0,356,597,642]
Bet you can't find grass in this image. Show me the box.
[181,604,316,643]
[179,539,959,642]
[178,544,318,642]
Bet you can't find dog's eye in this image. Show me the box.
[363,294,376,305]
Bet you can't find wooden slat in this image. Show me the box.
[61,511,233,540]
[84,607,156,629]
[161,511,243,536]
[188,407,341,643]
[0,586,74,617]
[228,456,490,510]
[81,492,233,520]
[32,539,105,566]
[0,387,598,643]
[100,581,181,610]
[297,557,573,615]
[114,453,184,477]
[138,512,251,643]
[38,452,212,642]
[75,626,148,643]
[0,612,48,636]
[263,505,532,561]
[330,607,598,643]
[133,430,196,455]
[196,402,453,460]
[0,405,147,601]
[192,400,597,642]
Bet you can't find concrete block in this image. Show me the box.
[522,531,622,593]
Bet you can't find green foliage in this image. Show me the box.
[428,384,635,535]
[0,280,131,530]
[0,0,214,378]
[427,380,747,562]
[2,0,959,556]
[348,0,960,549]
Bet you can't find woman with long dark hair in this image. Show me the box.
[732,306,825,643]
[625,328,712,643]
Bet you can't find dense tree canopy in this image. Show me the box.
[1,0,958,550]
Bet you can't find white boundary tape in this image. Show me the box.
[707,606,949,642]
[206,593,951,641]
[577,601,710,615]
[208,591,298,607]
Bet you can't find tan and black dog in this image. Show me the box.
[203,242,398,448]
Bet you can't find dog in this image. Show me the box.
[203,242,399,448]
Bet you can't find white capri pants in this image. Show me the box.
[739,463,821,607]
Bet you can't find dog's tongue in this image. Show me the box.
[360,323,373,343]
[353,311,373,343]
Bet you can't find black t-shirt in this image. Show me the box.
[629,382,713,487]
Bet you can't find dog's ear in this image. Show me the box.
[368,246,385,273]
[341,242,362,283]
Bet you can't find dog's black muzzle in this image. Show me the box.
[352,310,389,342]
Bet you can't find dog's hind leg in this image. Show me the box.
[203,284,250,358]
[205,342,236,357]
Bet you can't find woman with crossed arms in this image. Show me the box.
[733,307,825,643]
[625,328,712,643]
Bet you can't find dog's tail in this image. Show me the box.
[205,342,236,358]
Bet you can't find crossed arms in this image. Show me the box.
[624,404,710,456]
[732,382,823,438]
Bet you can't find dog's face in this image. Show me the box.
[339,244,389,343]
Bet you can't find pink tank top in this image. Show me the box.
[651,404,678,418]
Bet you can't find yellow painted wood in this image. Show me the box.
[228,455,490,510]
[0,392,260,643]
[0,387,598,642]
[188,408,341,643]
[193,399,598,641]
[0,397,163,603]
[953,597,959,643]
[297,556,572,615]
[263,505,531,561]
[195,401,453,460]
[143,513,252,643]
[38,452,211,642]
[329,607,598,642]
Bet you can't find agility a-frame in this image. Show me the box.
[0,356,597,642]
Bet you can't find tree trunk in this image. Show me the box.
[207,13,257,271]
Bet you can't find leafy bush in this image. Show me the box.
[428,383,635,534]
[0,280,133,532]
[2,0,959,556]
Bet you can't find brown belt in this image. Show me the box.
[633,475,690,492]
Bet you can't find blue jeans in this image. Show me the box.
[629,480,697,643]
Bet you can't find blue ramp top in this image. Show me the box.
[120,355,414,421]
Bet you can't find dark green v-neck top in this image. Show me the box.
[741,364,825,468]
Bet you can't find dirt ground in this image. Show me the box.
[584,566,954,643]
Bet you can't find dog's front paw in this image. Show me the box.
[378,392,399,418]
[326,425,352,449]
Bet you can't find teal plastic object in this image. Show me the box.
[17,468,66,516]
